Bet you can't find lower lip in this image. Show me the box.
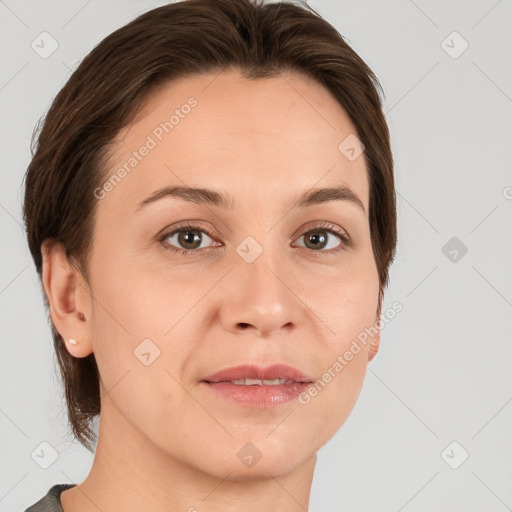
[202,381,312,407]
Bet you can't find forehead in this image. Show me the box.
[99,69,369,216]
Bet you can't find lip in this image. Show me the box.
[202,364,313,383]
[201,364,314,408]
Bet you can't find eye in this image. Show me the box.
[158,220,351,256]
[292,221,351,254]
[159,223,220,255]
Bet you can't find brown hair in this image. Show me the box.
[23,0,397,452]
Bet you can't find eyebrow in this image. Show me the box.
[136,185,365,214]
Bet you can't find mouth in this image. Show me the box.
[214,377,295,386]
[201,364,314,407]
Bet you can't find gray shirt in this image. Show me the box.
[24,484,76,512]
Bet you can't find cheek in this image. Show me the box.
[88,240,177,340]
[87,244,211,403]
[87,267,193,438]
[296,261,378,425]
[296,299,372,444]
[304,257,379,346]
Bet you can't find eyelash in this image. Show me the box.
[158,221,352,257]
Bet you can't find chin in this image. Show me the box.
[197,438,314,482]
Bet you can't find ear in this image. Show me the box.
[41,240,93,358]
[368,296,383,362]
[368,333,380,362]
[368,316,381,362]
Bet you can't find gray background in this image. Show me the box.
[1,0,511,510]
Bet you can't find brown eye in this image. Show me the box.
[308,231,330,249]
[159,221,351,256]
[297,229,341,251]
[293,222,352,254]
[160,224,218,254]
[175,228,204,250]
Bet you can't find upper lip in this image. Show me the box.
[203,364,314,383]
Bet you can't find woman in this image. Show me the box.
[23,0,397,510]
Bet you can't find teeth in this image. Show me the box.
[227,378,288,386]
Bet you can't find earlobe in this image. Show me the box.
[41,240,93,358]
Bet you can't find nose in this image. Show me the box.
[219,249,301,338]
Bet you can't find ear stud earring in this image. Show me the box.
[69,338,78,345]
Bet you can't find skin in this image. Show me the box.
[43,69,381,512]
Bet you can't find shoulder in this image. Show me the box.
[24,484,77,512]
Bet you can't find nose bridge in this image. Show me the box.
[238,231,289,301]
[222,230,299,335]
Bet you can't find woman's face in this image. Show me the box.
[84,69,380,478]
